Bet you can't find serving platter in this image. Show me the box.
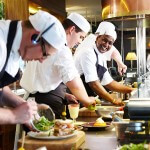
[27,131,77,140]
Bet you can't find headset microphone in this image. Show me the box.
[31,22,55,45]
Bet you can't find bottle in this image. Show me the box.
[110,112,123,122]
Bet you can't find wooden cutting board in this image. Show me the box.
[18,131,85,150]
[79,107,97,117]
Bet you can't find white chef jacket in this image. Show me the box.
[74,43,113,86]
[20,45,79,93]
[0,20,22,77]
[74,33,117,61]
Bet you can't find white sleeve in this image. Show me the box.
[0,36,7,72]
[101,70,113,85]
[20,61,38,93]
[80,49,99,83]
[54,47,79,84]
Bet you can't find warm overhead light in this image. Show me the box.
[126,52,137,61]
[102,5,110,19]
[126,52,137,71]
[37,7,42,9]
[29,7,38,14]
[148,41,150,47]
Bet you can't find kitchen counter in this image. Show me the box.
[79,128,117,150]
[17,108,118,150]
[77,115,118,150]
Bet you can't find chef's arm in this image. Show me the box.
[111,49,127,75]
[66,77,95,107]
[88,80,115,104]
[105,80,133,93]
[0,86,38,124]
[0,86,25,108]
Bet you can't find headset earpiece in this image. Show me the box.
[31,34,40,44]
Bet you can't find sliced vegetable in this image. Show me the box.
[88,104,96,111]
[95,98,101,104]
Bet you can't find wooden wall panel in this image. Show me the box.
[31,0,66,18]
[5,0,29,20]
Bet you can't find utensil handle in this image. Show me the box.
[21,131,26,148]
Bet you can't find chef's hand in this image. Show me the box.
[118,63,127,76]
[112,98,125,106]
[87,96,96,107]
[12,100,38,124]
[81,96,96,108]
[65,93,78,104]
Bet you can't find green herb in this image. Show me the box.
[120,141,148,150]
[33,116,54,131]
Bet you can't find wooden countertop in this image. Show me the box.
[18,131,85,150]
[79,107,97,117]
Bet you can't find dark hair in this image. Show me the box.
[62,19,82,33]
[23,20,33,29]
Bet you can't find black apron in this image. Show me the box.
[34,82,67,119]
[81,49,107,96]
[0,21,20,88]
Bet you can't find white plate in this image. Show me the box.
[27,131,77,140]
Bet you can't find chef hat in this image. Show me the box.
[67,13,90,33]
[29,10,67,50]
[95,21,117,41]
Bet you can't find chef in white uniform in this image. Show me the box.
[0,10,67,124]
[74,21,133,106]
[74,21,127,76]
[20,13,95,118]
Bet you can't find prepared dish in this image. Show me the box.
[94,117,106,127]
[54,119,75,136]
[33,116,54,131]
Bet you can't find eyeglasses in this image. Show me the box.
[39,23,55,57]
[40,38,47,57]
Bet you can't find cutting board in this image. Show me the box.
[79,107,97,117]
[18,131,85,150]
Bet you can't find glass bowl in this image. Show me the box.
[30,105,55,132]
[95,106,120,118]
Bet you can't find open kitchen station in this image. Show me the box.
[1,0,150,150]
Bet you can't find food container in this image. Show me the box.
[95,106,120,118]
[31,105,55,132]
[115,111,124,119]
[113,119,130,140]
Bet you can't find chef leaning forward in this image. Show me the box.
[20,13,96,119]
[74,21,134,106]
[74,22,127,76]
[0,10,67,124]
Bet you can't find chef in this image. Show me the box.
[74,21,133,106]
[0,10,67,124]
[74,21,127,76]
[20,13,95,119]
